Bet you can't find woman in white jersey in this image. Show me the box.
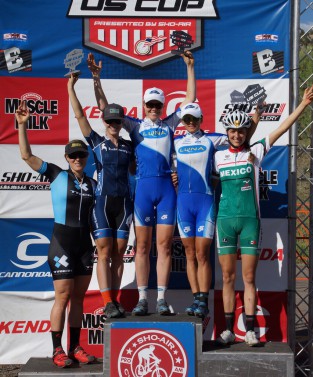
[214,85,313,346]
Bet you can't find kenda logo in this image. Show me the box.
[141,129,168,138]
[0,320,50,334]
[220,166,252,177]
[178,145,206,154]
[10,232,49,269]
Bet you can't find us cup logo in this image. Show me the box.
[64,49,84,77]
[118,329,188,377]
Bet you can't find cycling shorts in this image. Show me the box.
[48,223,94,280]
[177,192,215,239]
[92,195,133,240]
[134,176,176,227]
[216,217,260,256]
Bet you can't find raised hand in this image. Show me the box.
[15,100,30,124]
[302,85,313,105]
[181,50,194,67]
[87,53,102,78]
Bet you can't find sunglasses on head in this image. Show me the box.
[68,152,88,159]
[106,119,122,125]
[182,115,201,124]
[145,102,163,109]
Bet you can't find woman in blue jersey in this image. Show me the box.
[214,86,313,346]
[68,74,135,320]
[16,100,96,368]
[175,103,261,319]
[87,51,196,315]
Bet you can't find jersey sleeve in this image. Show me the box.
[123,116,140,134]
[85,129,103,149]
[250,136,270,166]
[162,109,181,131]
[37,162,62,183]
[208,133,228,149]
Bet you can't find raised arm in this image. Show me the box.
[247,101,266,141]
[180,50,196,108]
[16,100,43,171]
[67,74,92,137]
[87,53,109,112]
[269,85,313,147]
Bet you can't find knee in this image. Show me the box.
[196,250,209,264]
[243,271,255,286]
[222,271,235,285]
[96,247,111,262]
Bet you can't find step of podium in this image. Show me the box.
[19,313,294,377]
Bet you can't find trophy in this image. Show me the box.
[64,49,84,77]
[170,31,193,55]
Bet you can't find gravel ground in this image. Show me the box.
[0,365,22,377]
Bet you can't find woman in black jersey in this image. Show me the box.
[16,100,97,368]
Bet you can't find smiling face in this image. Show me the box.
[227,128,247,148]
[181,114,202,134]
[66,152,88,175]
[144,101,164,121]
[104,119,123,137]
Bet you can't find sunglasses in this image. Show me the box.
[68,152,88,159]
[106,119,122,125]
[145,102,163,109]
[182,115,201,124]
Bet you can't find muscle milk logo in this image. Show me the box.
[259,169,278,200]
[0,171,50,191]
[82,310,106,345]
[5,92,58,130]
[118,329,187,377]
[68,1,218,67]
[220,84,286,123]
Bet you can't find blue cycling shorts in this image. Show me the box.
[177,192,215,239]
[134,176,176,227]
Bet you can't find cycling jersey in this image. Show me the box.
[85,130,133,198]
[174,130,228,194]
[37,162,96,279]
[37,162,96,227]
[123,112,181,178]
[214,136,270,219]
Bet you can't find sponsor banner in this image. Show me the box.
[0,77,69,144]
[214,290,287,342]
[260,146,288,218]
[214,218,288,292]
[0,291,56,364]
[216,78,289,146]
[0,145,68,218]
[0,1,289,79]
[0,218,54,292]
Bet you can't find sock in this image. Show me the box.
[198,292,209,305]
[225,312,235,332]
[193,292,200,302]
[100,288,112,306]
[138,286,148,300]
[69,327,81,352]
[111,289,119,302]
[157,286,167,301]
[245,314,255,332]
[51,330,63,351]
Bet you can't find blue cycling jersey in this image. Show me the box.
[37,162,96,227]
[123,111,181,178]
[85,130,133,198]
[174,130,228,195]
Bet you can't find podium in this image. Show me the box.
[19,313,294,377]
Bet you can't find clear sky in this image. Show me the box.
[300,0,313,31]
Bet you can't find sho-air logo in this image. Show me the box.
[68,0,218,67]
[118,329,188,377]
